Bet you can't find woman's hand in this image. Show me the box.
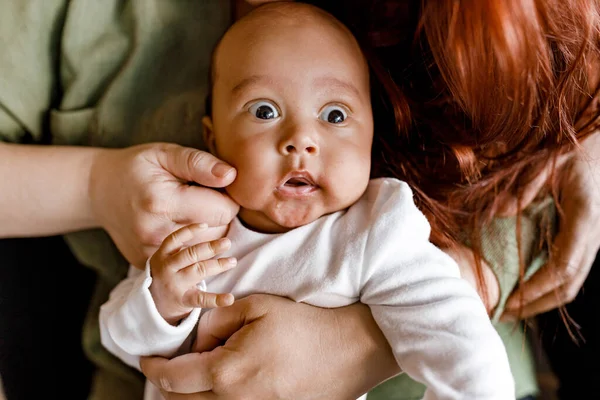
[504,134,600,318]
[89,143,240,269]
[140,294,400,400]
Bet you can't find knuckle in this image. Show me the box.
[218,258,229,270]
[207,240,218,256]
[169,230,183,248]
[134,225,164,248]
[559,261,580,281]
[195,290,207,306]
[194,261,208,276]
[562,286,579,303]
[187,245,200,263]
[139,190,166,215]
[211,359,240,392]
[187,150,210,173]
[156,372,173,392]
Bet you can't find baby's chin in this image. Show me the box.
[266,204,330,230]
[239,207,326,234]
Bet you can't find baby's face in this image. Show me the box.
[206,3,373,233]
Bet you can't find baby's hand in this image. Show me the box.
[149,223,237,325]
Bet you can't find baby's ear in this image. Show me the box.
[202,116,217,154]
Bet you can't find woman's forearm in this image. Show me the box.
[334,302,402,394]
[0,142,102,237]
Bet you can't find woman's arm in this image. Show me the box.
[141,295,400,399]
[0,142,240,268]
[0,142,99,236]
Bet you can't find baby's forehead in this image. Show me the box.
[211,3,357,75]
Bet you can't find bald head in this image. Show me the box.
[208,2,366,98]
[229,2,350,38]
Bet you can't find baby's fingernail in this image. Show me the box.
[219,293,235,307]
[213,238,231,252]
[212,162,234,178]
[196,223,208,230]
[225,257,237,267]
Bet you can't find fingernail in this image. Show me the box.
[212,162,234,178]
[225,257,237,267]
[218,293,235,307]
[214,237,231,251]
[196,223,208,230]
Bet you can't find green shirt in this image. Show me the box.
[0,2,544,399]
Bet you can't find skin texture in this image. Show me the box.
[138,1,600,399]
[141,3,400,400]
[204,3,373,233]
[89,143,239,268]
[149,224,237,325]
[147,0,378,360]
[0,142,239,268]
[141,295,400,400]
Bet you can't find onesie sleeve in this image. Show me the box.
[99,263,201,370]
[359,179,515,400]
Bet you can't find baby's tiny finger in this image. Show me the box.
[159,223,209,257]
[181,257,237,280]
[168,238,232,271]
[183,289,235,309]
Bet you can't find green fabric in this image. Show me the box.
[0,2,552,399]
[0,1,230,399]
[368,322,539,400]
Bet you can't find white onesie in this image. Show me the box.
[100,178,515,400]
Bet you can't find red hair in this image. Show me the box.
[312,0,600,310]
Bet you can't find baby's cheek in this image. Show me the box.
[226,168,271,209]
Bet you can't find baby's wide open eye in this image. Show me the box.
[319,105,347,124]
[248,101,280,120]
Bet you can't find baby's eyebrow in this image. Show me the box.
[312,76,360,98]
[231,75,275,96]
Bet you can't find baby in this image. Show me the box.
[100,3,515,400]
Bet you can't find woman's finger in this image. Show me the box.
[156,144,236,188]
[193,299,259,353]
[140,352,215,393]
[168,185,239,227]
[505,204,595,314]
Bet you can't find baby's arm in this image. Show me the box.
[99,223,236,369]
[359,180,514,399]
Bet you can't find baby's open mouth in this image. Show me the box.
[284,177,313,187]
[277,172,319,197]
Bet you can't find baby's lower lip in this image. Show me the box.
[276,184,318,197]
